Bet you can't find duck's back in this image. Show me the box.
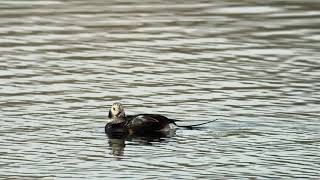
[125,114,174,133]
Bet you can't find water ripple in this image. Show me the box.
[1,0,320,179]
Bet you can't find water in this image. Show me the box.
[1,0,320,179]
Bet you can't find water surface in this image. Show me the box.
[1,0,320,179]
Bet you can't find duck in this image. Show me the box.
[105,102,216,135]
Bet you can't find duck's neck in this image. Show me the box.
[111,117,125,123]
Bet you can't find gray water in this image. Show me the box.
[1,0,320,179]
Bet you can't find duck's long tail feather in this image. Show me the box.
[171,119,217,129]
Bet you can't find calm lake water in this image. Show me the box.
[1,0,320,179]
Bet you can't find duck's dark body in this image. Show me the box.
[106,103,216,136]
[105,114,176,135]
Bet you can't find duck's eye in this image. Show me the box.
[113,107,116,111]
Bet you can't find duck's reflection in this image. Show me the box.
[106,129,175,156]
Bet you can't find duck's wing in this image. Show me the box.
[125,114,170,131]
[130,114,176,123]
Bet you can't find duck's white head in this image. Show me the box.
[108,102,126,120]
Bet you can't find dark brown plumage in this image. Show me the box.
[105,103,216,135]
